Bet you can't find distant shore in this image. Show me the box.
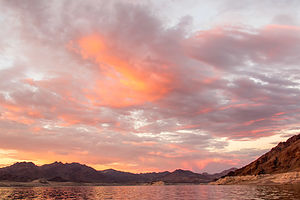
[0,180,207,187]
[2,171,300,187]
[210,171,300,185]
[0,181,119,187]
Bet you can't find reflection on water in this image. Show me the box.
[0,184,299,200]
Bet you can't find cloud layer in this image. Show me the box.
[0,0,300,173]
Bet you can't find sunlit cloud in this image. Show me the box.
[66,33,174,107]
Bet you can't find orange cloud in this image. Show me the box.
[0,102,41,125]
[69,34,173,107]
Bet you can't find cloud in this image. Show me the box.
[0,0,300,173]
[185,25,300,69]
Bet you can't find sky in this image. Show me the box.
[0,0,300,173]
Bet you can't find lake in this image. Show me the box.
[0,184,299,200]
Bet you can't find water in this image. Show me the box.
[0,184,299,200]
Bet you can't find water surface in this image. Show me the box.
[0,184,300,200]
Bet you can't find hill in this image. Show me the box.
[233,134,300,176]
[212,134,300,185]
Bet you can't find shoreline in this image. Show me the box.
[2,171,300,187]
[0,181,208,188]
[210,171,300,185]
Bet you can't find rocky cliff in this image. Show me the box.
[233,134,300,176]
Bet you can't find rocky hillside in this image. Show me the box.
[233,134,300,176]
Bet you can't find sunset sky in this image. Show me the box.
[1,0,300,173]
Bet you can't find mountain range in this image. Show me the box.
[0,161,235,184]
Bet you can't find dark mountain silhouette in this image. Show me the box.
[0,161,109,183]
[232,134,300,176]
[100,169,170,183]
[0,161,236,184]
[40,162,108,183]
[0,162,40,182]
[159,169,211,183]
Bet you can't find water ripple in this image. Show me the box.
[0,184,299,200]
